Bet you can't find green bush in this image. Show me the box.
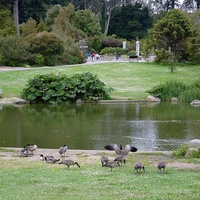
[179,88,200,103]
[172,144,189,158]
[0,35,31,67]
[100,47,128,55]
[155,48,171,63]
[27,31,64,66]
[146,79,187,101]
[21,72,113,104]
[35,53,44,67]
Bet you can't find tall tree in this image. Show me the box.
[12,0,19,35]
[108,3,153,40]
[148,9,193,59]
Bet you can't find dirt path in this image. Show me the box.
[1,147,200,169]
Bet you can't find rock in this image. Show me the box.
[188,139,200,148]
[190,100,200,106]
[185,139,200,158]
[76,99,83,104]
[147,95,161,102]
[171,97,178,102]
[11,97,27,104]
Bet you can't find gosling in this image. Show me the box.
[114,155,126,166]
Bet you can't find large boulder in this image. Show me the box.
[185,139,200,158]
[147,95,161,102]
[11,97,27,104]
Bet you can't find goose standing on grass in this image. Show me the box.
[103,160,118,172]
[157,161,166,174]
[59,144,68,156]
[101,156,109,167]
[25,144,37,154]
[134,162,145,173]
[114,155,126,166]
[59,159,80,168]
[104,144,137,155]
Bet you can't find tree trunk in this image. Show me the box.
[13,0,19,35]
[104,6,112,35]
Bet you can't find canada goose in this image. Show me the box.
[104,144,137,155]
[59,159,80,168]
[103,160,118,172]
[59,145,68,156]
[134,162,145,173]
[114,155,126,166]
[101,156,109,167]
[19,148,34,157]
[25,144,37,154]
[40,154,54,161]
[44,156,60,164]
[157,161,166,173]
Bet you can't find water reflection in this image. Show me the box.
[0,102,199,151]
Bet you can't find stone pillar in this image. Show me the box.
[136,41,140,56]
[123,41,126,49]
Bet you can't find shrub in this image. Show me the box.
[179,88,200,103]
[146,79,187,101]
[27,31,64,66]
[35,53,44,67]
[102,38,122,48]
[172,144,189,158]
[100,47,128,55]
[155,48,171,63]
[21,72,113,104]
[0,35,31,67]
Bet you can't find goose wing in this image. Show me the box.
[124,144,138,153]
[104,144,120,151]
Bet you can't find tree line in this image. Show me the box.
[0,0,200,66]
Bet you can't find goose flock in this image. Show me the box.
[19,143,167,173]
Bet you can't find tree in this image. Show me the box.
[73,9,101,37]
[12,0,19,34]
[108,3,153,40]
[0,8,17,37]
[147,9,194,61]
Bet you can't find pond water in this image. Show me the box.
[0,102,199,151]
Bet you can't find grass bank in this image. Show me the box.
[0,148,200,200]
[0,62,200,100]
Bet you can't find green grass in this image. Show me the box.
[0,155,200,200]
[0,62,200,100]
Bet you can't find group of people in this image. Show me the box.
[87,52,100,62]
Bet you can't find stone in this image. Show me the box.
[147,95,161,102]
[188,139,200,148]
[171,97,178,102]
[76,99,83,104]
[190,100,200,106]
[11,97,27,104]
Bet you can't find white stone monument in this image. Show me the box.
[123,41,126,49]
[136,41,140,56]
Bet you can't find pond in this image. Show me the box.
[0,102,199,151]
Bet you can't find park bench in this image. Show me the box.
[129,55,138,62]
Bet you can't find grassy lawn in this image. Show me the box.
[0,150,200,200]
[0,62,200,99]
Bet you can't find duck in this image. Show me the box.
[25,144,37,154]
[59,159,80,168]
[59,144,68,156]
[157,161,166,173]
[104,144,137,155]
[101,156,109,167]
[44,156,60,164]
[103,160,118,172]
[134,162,145,173]
[114,155,126,166]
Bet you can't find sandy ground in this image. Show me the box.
[1,147,200,169]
